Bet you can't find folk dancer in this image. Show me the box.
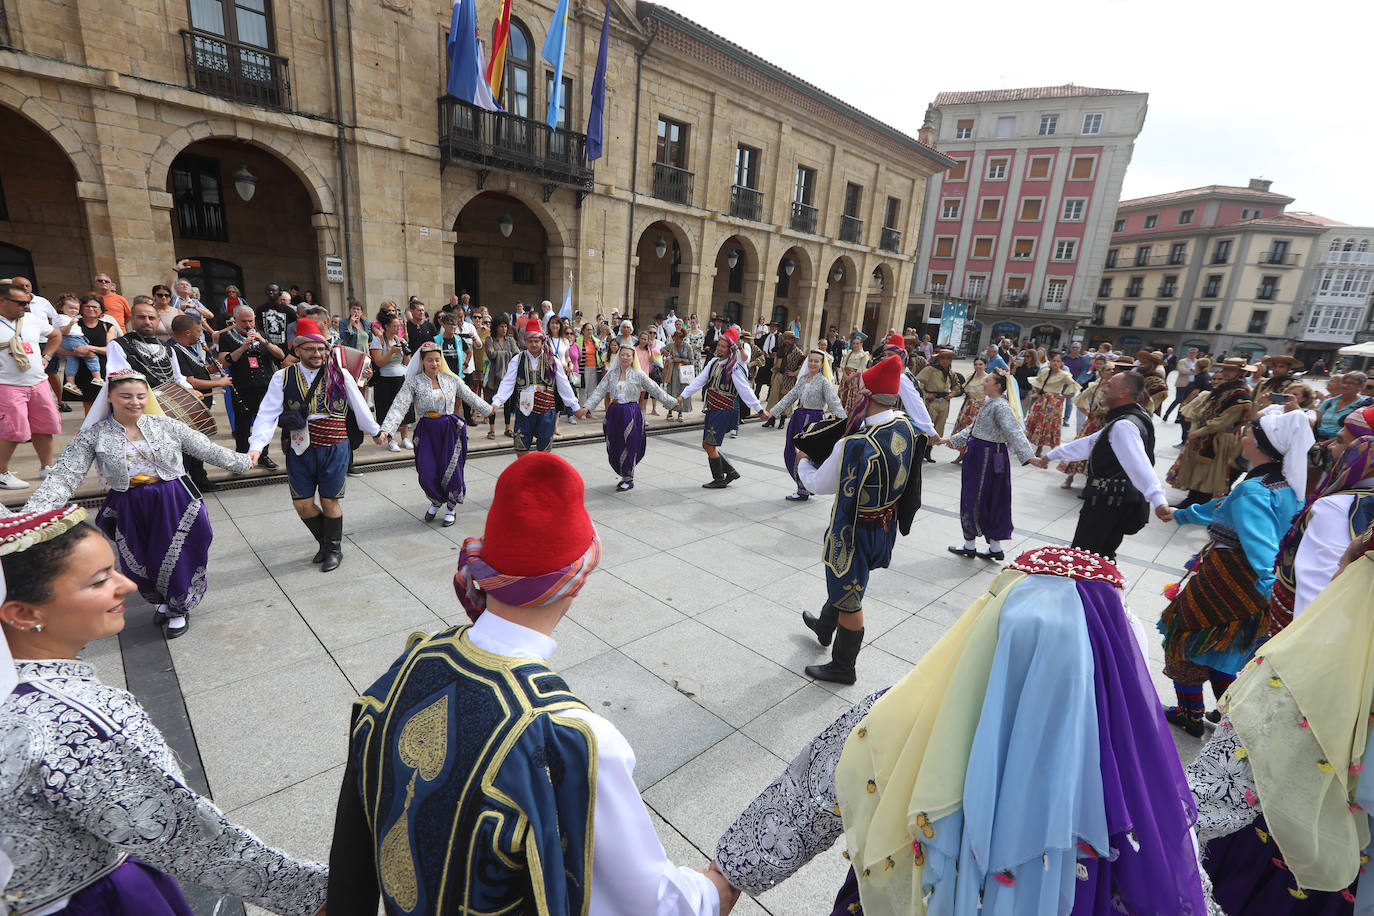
[326,453,738,916]
[489,318,587,454]
[914,348,961,461]
[1252,353,1303,407]
[760,348,845,501]
[0,506,328,914]
[1032,370,1166,562]
[170,312,234,492]
[941,371,1036,561]
[1169,356,1255,506]
[1022,350,1081,456]
[1156,409,1313,737]
[1058,354,1117,488]
[677,327,765,489]
[764,329,804,427]
[874,332,939,451]
[1185,523,1374,914]
[1267,406,1374,629]
[581,343,678,491]
[1132,349,1169,415]
[795,356,921,684]
[949,355,989,465]
[713,547,1208,916]
[248,318,383,573]
[25,371,250,638]
[380,341,492,526]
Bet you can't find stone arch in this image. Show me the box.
[632,214,696,269]
[146,119,336,215]
[0,88,101,188]
[709,232,764,328]
[823,254,861,336]
[445,184,571,252]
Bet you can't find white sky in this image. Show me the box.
[665,0,1373,224]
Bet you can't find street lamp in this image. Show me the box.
[499,212,514,238]
[782,257,795,277]
[832,266,844,282]
[655,235,668,259]
[727,249,740,270]
[232,165,257,202]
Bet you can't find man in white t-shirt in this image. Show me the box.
[8,277,65,411]
[0,280,63,489]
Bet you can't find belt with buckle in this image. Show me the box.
[129,474,160,487]
[425,411,441,419]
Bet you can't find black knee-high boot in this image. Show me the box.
[320,515,344,572]
[702,456,727,489]
[805,625,864,685]
[301,514,327,564]
[802,602,839,647]
[719,457,741,485]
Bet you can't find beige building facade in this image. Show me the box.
[0,0,950,341]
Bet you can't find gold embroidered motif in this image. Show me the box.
[399,694,450,782]
[380,772,420,911]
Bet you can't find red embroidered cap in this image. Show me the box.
[721,327,739,347]
[884,332,906,350]
[524,318,545,338]
[862,354,903,398]
[1007,545,1126,588]
[480,453,595,577]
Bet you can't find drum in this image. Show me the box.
[336,346,369,381]
[154,382,217,437]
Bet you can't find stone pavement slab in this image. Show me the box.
[79,408,1215,915]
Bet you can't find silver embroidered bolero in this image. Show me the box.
[947,395,1036,464]
[581,366,676,410]
[25,415,251,511]
[771,372,845,417]
[380,373,492,433]
[0,659,327,915]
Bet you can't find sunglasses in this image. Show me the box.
[154,292,171,298]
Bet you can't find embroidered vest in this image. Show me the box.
[119,335,176,386]
[704,358,737,411]
[1271,487,1374,626]
[351,627,595,916]
[824,415,919,591]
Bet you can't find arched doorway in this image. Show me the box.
[633,221,692,326]
[821,256,858,340]
[772,246,812,335]
[710,235,761,330]
[870,263,897,341]
[454,192,552,317]
[1031,324,1062,348]
[0,106,93,295]
[166,139,318,309]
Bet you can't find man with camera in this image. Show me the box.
[221,304,285,470]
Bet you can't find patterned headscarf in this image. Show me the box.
[454,535,601,621]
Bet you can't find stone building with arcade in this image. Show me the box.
[0,0,950,340]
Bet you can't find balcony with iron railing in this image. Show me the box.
[651,162,693,206]
[1321,250,1374,266]
[998,292,1030,308]
[1041,296,1069,311]
[790,201,818,234]
[180,29,291,109]
[879,226,903,252]
[729,185,763,221]
[438,96,593,191]
[839,214,864,244]
[1258,251,1301,267]
[1105,253,1181,270]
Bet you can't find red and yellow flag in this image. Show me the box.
[485,0,512,100]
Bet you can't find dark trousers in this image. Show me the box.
[232,384,270,459]
[346,409,363,470]
[1070,507,1128,562]
[754,361,773,397]
[1163,385,1189,420]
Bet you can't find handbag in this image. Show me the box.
[678,364,696,385]
[278,366,326,431]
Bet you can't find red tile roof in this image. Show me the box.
[933,85,1142,106]
[1118,185,1295,209]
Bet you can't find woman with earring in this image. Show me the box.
[0,505,328,915]
[25,370,251,638]
[581,343,678,491]
[380,342,491,526]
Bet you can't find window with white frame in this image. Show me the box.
[1054,240,1077,261]
[1045,279,1067,302]
[1062,199,1085,221]
[1305,304,1362,337]
[995,116,1014,138]
[1143,214,1158,229]
[1081,113,1102,134]
[986,158,1008,180]
[1038,114,1059,135]
[940,199,961,220]
[965,275,987,299]
[954,118,974,139]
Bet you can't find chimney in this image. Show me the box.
[1248,178,1272,192]
[918,105,936,147]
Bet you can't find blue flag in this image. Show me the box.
[586,4,610,161]
[559,273,573,320]
[445,0,481,103]
[541,0,570,129]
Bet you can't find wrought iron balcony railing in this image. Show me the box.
[729,185,763,221]
[439,96,593,191]
[651,162,693,206]
[839,214,864,244]
[180,29,291,109]
[879,226,902,252]
[1258,252,1300,267]
[790,201,818,234]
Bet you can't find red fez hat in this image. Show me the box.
[884,332,906,350]
[480,453,594,577]
[524,318,545,337]
[862,354,903,398]
[721,327,739,346]
[292,318,327,348]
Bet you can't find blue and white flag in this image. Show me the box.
[541,0,571,129]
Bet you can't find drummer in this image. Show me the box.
[169,314,234,493]
[105,298,193,391]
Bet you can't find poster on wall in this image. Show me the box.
[938,301,967,348]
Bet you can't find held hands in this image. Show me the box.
[373,431,391,446]
[247,450,260,467]
[674,397,684,410]
[702,861,742,915]
[1029,455,1050,469]
[759,410,773,422]
[574,408,591,420]
[1155,504,1176,523]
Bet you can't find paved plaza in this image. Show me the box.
[73,411,1211,915]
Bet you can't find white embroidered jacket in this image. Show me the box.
[0,659,327,915]
[770,372,845,417]
[581,366,677,410]
[25,415,250,510]
[380,372,492,434]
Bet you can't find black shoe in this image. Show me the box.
[702,456,728,489]
[424,506,439,523]
[164,615,190,639]
[1205,708,1222,724]
[151,604,170,625]
[616,478,634,491]
[947,546,977,558]
[785,491,809,501]
[805,626,864,685]
[319,516,343,572]
[58,401,73,413]
[302,514,327,563]
[197,479,222,493]
[441,512,457,528]
[802,603,839,647]
[1164,706,1205,738]
[762,418,776,428]
[347,468,364,478]
[720,459,741,485]
[258,455,279,470]
[976,549,1005,561]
